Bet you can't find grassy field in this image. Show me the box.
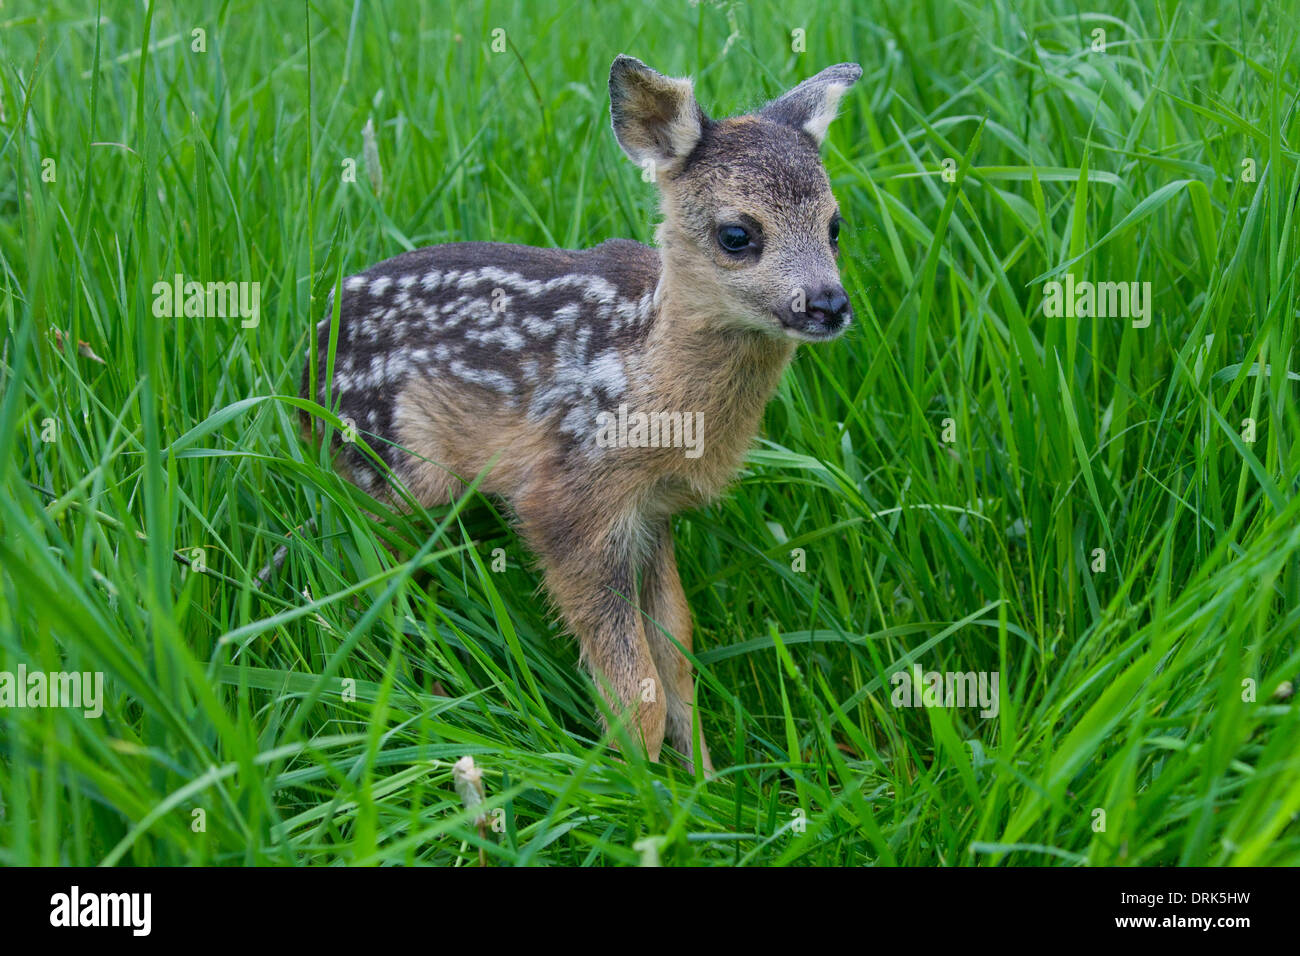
[2,0,1298,867]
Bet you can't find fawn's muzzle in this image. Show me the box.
[778,283,853,340]
[807,286,852,328]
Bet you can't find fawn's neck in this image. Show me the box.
[633,250,796,486]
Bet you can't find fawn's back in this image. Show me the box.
[303,238,673,505]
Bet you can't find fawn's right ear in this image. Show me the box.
[609,55,704,178]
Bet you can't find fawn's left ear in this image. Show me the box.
[609,55,705,177]
[759,63,862,145]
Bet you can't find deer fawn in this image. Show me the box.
[303,55,861,773]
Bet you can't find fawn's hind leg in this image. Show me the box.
[640,521,713,775]
[516,499,666,761]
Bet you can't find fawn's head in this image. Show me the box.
[610,55,861,342]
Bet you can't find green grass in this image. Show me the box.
[2,0,1298,866]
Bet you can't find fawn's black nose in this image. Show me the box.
[807,286,852,328]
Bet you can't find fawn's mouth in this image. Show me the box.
[774,308,852,342]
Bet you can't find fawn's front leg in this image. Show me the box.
[640,521,714,775]
[517,500,666,761]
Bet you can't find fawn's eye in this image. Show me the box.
[829,217,843,246]
[717,224,754,254]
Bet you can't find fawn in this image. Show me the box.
[303,55,861,772]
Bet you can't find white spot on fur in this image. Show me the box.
[573,326,592,362]
[449,360,517,396]
[588,349,627,395]
[467,325,526,349]
[385,353,411,380]
[560,404,591,439]
[521,314,551,336]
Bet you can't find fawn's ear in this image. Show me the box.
[758,63,862,145]
[609,55,704,177]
